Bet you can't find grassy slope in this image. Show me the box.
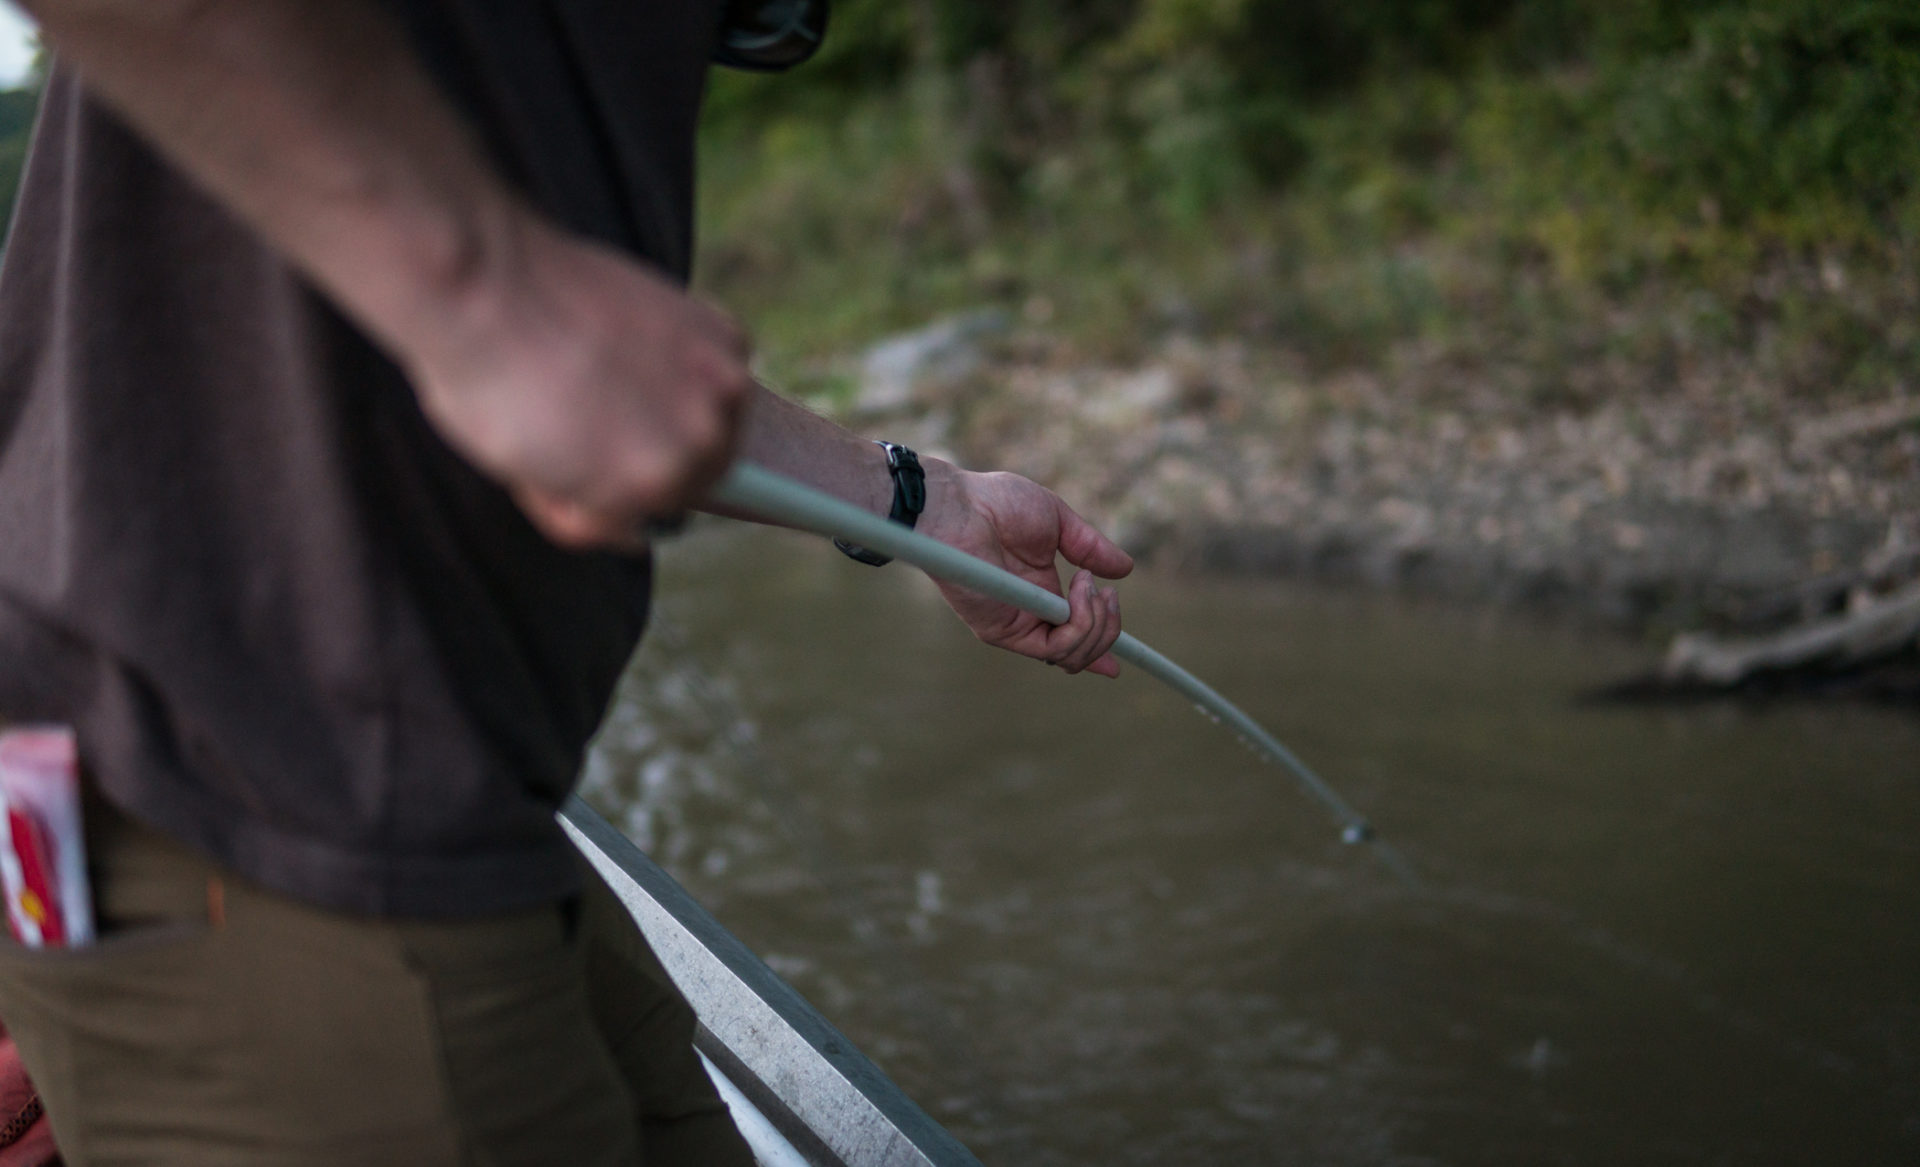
[693,0,1920,412]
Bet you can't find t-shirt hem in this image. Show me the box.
[89,769,584,920]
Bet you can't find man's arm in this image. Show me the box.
[719,385,1134,677]
[25,0,1129,672]
[20,0,749,543]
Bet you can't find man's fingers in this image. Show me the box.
[1069,586,1121,675]
[514,489,650,553]
[1063,578,1111,673]
[1050,583,1123,678]
[577,368,742,532]
[1035,569,1096,670]
[1086,589,1123,678]
[416,232,755,554]
[1041,570,1126,676]
[982,570,1125,679]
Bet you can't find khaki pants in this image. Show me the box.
[0,796,754,1167]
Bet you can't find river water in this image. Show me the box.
[579,522,1919,1166]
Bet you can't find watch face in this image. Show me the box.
[713,0,829,73]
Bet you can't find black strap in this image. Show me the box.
[0,1092,43,1148]
[835,442,924,566]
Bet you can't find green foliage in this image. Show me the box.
[1605,1,1920,224]
[697,0,1919,398]
[0,86,40,232]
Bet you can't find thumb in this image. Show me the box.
[513,488,650,553]
[1055,496,1134,580]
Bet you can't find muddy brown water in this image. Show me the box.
[580,522,1919,1166]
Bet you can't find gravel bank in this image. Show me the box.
[828,322,1920,637]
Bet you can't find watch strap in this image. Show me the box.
[834,441,924,566]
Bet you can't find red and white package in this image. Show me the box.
[0,726,94,948]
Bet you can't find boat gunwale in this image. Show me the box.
[562,797,982,1167]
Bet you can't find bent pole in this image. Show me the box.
[709,462,1416,885]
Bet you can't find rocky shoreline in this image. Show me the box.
[820,315,1920,658]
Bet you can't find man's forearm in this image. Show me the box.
[23,0,753,540]
[710,384,929,524]
[21,0,515,367]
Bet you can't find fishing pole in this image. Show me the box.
[710,461,1417,886]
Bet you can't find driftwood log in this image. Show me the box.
[1597,539,1920,703]
[1660,577,1920,687]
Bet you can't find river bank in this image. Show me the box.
[815,313,1920,645]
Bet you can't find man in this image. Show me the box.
[0,1,1131,1163]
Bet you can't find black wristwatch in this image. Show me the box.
[834,441,925,566]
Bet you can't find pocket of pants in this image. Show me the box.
[0,911,477,1164]
[0,920,209,965]
[0,918,221,1156]
[0,919,222,1066]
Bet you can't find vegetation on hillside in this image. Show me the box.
[0,84,36,230]
[696,0,1920,403]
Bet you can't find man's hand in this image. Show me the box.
[919,470,1134,677]
[700,387,1131,675]
[405,220,753,548]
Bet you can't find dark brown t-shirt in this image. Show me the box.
[0,1,724,916]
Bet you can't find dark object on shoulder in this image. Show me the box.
[714,0,829,72]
